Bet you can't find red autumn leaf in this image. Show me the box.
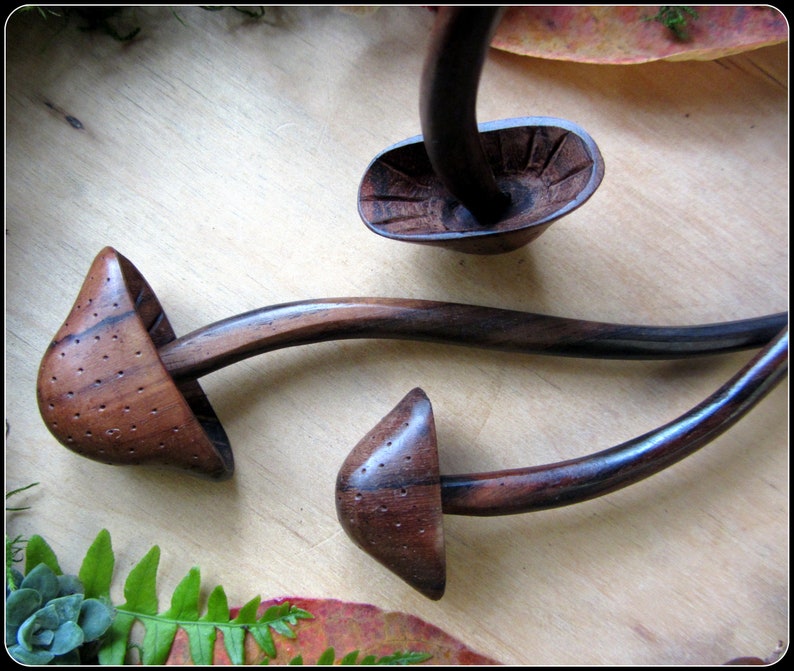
[165,596,501,665]
[490,6,788,64]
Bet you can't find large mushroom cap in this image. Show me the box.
[336,388,445,600]
[37,247,234,480]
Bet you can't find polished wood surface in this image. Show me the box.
[5,7,788,665]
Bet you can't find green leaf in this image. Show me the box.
[78,529,114,600]
[141,618,179,665]
[79,598,115,642]
[20,562,59,602]
[190,585,229,665]
[377,651,434,665]
[317,647,336,665]
[49,620,85,655]
[17,607,60,648]
[57,573,84,596]
[141,567,202,665]
[5,588,42,626]
[98,611,136,665]
[24,535,62,576]
[340,650,361,665]
[120,545,160,615]
[203,584,230,622]
[162,567,201,622]
[46,592,84,624]
[222,595,261,664]
[8,642,54,664]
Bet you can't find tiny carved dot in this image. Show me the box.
[399,488,407,497]
[66,391,74,398]
[102,355,109,360]
[158,443,165,449]
[94,380,102,386]
[130,425,137,431]
[394,522,401,528]
[66,436,74,443]
[59,352,65,358]
[74,339,80,344]
[150,408,158,415]
[404,455,412,461]
[98,405,106,411]
[354,493,362,501]
[51,376,57,382]
[73,413,80,419]
[128,448,136,454]
[85,431,92,437]
[123,406,130,412]
[386,441,392,447]
[112,335,118,341]
[48,404,54,410]
[117,371,124,377]
[172,427,179,433]
[76,368,84,374]
[137,387,144,393]
[135,351,142,357]
[361,467,367,473]
[379,505,388,513]
[93,313,98,318]
[94,335,100,340]
[378,463,385,468]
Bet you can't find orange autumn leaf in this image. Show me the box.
[490,6,788,64]
[165,597,501,665]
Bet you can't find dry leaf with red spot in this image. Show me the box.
[165,597,501,665]
[490,6,787,64]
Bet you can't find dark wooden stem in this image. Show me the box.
[440,328,788,516]
[419,6,511,224]
[155,298,787,382]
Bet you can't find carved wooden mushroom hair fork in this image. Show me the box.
[358,6,605,253]
[38,247,786,480]
[336,328,788,599]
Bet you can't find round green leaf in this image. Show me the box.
[57,573,84,597]
[79,598,115,641]
[20,563,59,603]
[50,620,85,655]
[48,593,84,624]
[17,607,59,650]
[8,643,55,665]
[5,588,42,626]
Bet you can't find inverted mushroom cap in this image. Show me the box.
[37,247,234,480]
[358,117,605,254]
[336,388,445,600]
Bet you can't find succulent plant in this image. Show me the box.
[5,562,115,664]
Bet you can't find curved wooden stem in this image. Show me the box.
[419,6,511,224]
[440,328,788,516]
[156,299,787,381]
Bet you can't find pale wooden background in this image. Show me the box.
[5,6,788,665]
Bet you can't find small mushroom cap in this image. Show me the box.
[336,388,445,600]
[37,247,234,480]
[358,117,605,254]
